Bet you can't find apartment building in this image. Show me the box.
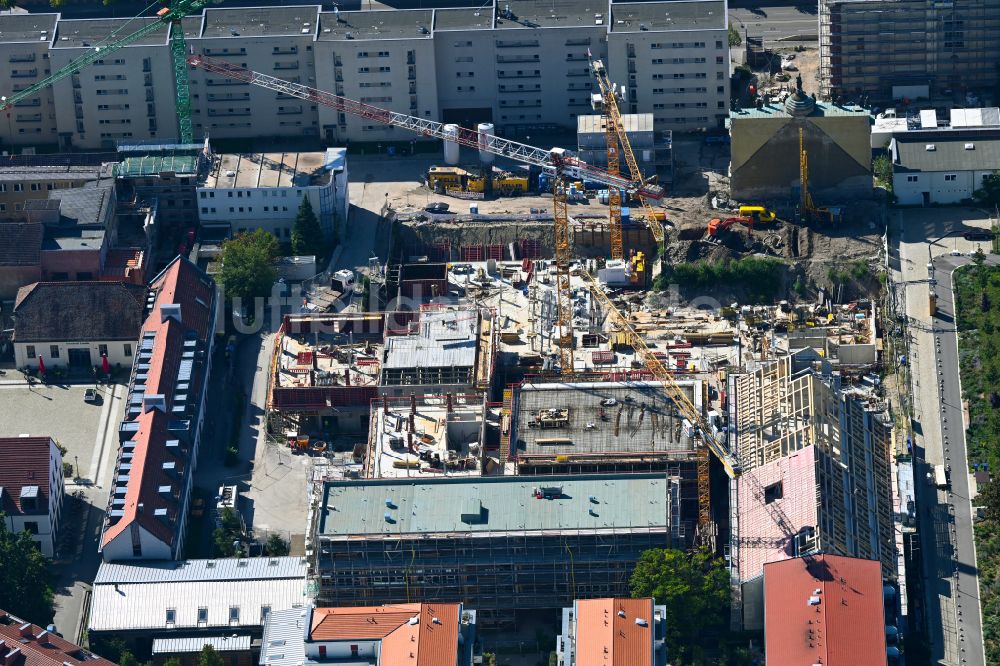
[0,436,64,558]
[0,1,729,150]
[727,354,896,630]
[819,0,1000,104]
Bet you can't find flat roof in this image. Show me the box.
[53,18,169,48]
[318,9,433,41]
[610,1,727,32]
[0,13,57,44]
[497,0,608,30]
[152,636,252,655]
[203,152,331,189]
[200,6,321,38]
[276,334,381,390]
[515,381,699,458]
[383,308,479,370]
[731,100,870,119]
[578,113,654,135]
[434,7,494,31]
[319,473,671,537]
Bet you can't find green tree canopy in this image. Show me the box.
[291,196,326,257]
[219,229,279,302]
[265,533,290,556]
[198,645,224,666]
[0,514,54,626]
[974,172,1000,208]
[629,548,730,663]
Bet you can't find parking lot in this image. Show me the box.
[0,380,125,486]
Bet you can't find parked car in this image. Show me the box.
[84,388,101,404]
[963,230,994,241]
[424,202,450,213]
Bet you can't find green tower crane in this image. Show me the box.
[0,0,211,144]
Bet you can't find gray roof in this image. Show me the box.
[318,9,433,41]
[610,1,727,32]
[14,281,147,344]
[497,0,608,30]
[152,635,252,655]
[53,18,168,48]
[95,557,308,584]
[41,185,115,228]
[434,7,494,32]
[259,608,309,666]
[89,558,309,633]
[383,308,478,370]
[318,473,671,537]
[200,6,321,39]
[0,13,57,43]
[515,381,699,456]
[892,132,1000,173]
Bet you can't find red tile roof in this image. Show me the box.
[309,603,461,666]
[100,410,181,550]
[0,609,116,666]
[575,598,654,666]
[764,555,887,666]
[146,255,215,341]
[0,437,55,517]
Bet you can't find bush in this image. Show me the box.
[265,533,290,556]
[656,257,785,303]
[62,462,74,478]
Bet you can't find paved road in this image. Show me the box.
[728,3,818,43]
[891,208,991,666]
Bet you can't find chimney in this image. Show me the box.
[3,648,22,666]
[154,508,171,525]
[142,394,167,413]
[162,461,180,479]
[165,439,182,455]
[158,485,175,501]
[160,303,182,323]
[18,623,33,639]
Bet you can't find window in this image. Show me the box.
[49,345,60,359]
[166,609,176,625]
[764,482,783,504]
[13,183,23,192]
[261,606,271,622]
[30,183,40,191]
[944,174,957,182]
[229,606,240,623]
[198,607,208,625]
[124,344,133,357]
[318,647,327,659]
[907,175,919,183]
[716,40,724,49]
[200,191,206,199]
[26,346,36,359]
[23,522,38,535]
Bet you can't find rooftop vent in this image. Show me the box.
[635,618,648,627]
[408,617,419,625]
[965,143,975,150]
[143,394,166,413]
[617,610,626,618]
[925,144,936,151]
[808,596,821,606]
[160,303,181,323]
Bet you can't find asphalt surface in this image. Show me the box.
[892,208,991,666]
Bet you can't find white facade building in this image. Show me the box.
[0,435,64,558]
[0,1,729,150]
[197,149,347,240]
[890,130,1000,205]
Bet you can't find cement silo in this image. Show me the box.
[477,123,495,164]
[443,124,460,166]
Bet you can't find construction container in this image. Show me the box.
[591,350,615,365]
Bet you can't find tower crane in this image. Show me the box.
[589,59,666,257]
[0,0,210,143]
[185,55,663,376]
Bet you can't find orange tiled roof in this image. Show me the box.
[575,598,653,666]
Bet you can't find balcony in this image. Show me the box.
[16,114,42,122]
[207,109,252,117]
[14,99,40,107]
[9,54,36,63]
[499,87,541,94]
[497,55,540,64]
[207,93,251,102]
[274,61,300,71]
[496,40,539,48]
[499,100,542,108]
[11,70,37,79]
[497,72,540,79]
[277,107,303,115]
[273,47,298,55]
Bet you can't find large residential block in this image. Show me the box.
[0,435,64,558]
[0,1,729,150]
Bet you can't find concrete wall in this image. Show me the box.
[893,169,994,205]
[0,27,59,147]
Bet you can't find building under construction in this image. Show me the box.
[818,0,1000,104]
[727,353,895,629]
[313,473,678,626]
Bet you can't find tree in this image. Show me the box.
[291,197,325,258]
[873,153,893,191]
[728,21,742,48]
[0,514,54,626]
[629,548,730,662]
[974,247,987,267]
[980,480,1000,522]
[974,172,1000,208]
[162,659,182,666]
[265,533,290,556]
[219,229,279,302]
[118,651,138,666]
[198,645,224,666]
